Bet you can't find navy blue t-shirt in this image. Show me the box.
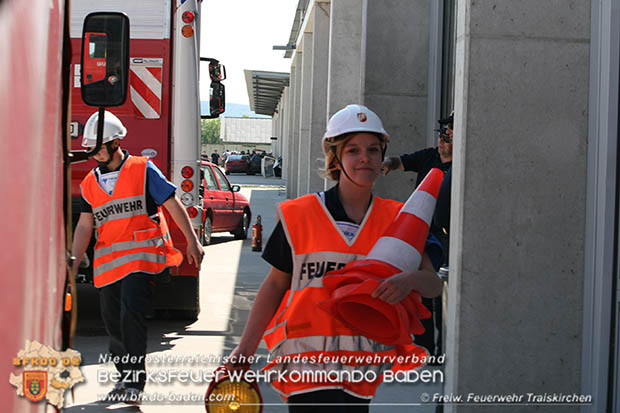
[80,151,176,216]
[400,147,451,188]
[262,185,443,273]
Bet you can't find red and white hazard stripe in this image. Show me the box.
[130,61,162,119]
[366,168,444,272]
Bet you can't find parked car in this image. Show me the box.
[199,161,252,245]
[273,156,282,177]
[247,153,262,175]
[225,154,250,174]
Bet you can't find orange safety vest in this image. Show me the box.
[263,194,427,399]
[80,156,182,287]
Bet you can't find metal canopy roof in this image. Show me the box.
[283,0,310,58]
[244,70,290,116]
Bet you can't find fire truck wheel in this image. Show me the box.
[202,216,212,246]
[233,210,250,240]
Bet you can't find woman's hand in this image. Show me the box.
[371,270,416,304]
[225,345,253,371]
[371,252,443,302]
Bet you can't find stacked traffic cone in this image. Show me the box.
[320,168,444,346]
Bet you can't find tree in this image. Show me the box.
[201,119,221,144]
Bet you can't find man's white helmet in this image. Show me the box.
[323,104,389,143]
[82,111,127,148]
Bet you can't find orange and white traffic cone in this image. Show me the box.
[320,168,444,346]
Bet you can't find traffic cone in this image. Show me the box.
[320,168,444,346]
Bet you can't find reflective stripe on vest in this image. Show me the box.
[264,194,404,398]
[80,156,182,287]
[91,195,146,227]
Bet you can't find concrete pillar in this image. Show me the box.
[326,0,364,118]
[291,52,303,197]
[445,2,591,412]
[309,2,330,193]
[363,0,430,201]
[273,109,282,156]
[286,69,295,198]
[298,32,313,196]
[276,101,284,156]
[283,86,290,161]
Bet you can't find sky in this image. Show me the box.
[200,0,299,106]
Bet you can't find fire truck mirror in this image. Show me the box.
[209,63,226,82]
[80,12,130,107]
[208,82,226,118]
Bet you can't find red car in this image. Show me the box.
[199,161,252,245]
[225,154,250,174]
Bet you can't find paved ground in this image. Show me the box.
[64,174,444,412]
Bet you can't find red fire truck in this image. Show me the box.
[70,0,225,319]
[1,0,223,409]
[1,1,75,411]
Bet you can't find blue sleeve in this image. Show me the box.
[401,148,434,173]
[146,160,177,206]
[425,232,443,271]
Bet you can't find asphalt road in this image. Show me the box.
[64,174,442,412]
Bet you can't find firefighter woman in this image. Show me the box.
[228,104,443,412]
[71,111,204,403]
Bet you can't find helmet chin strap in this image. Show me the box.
[97,142,118,168]
[331,146,362,187]
[331,144,387,187]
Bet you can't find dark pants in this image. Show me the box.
[288,390,370,413]
[414,296,444,357]
[414,297,437,356]
[414,229,448,357]
[99,272,155,391]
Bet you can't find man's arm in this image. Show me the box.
[382,156,404,175]
[383,148,433,175]
[162,196,204,268]
[71,212,94,274]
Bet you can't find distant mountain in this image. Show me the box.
[200,102,271,119]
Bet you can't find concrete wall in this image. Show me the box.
[280,87,289,180]
[326,0,364,117]
[309,2,330,193]
[291,54,302,197]
[220,117,273,143]
[286,60,297,199]
[445,1,591,412]
[298,32,313,196]
[363,0,430,201]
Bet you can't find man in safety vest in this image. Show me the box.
[71,111,204,403]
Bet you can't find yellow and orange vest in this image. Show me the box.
[80,156,182,287]
[263,193,426,399]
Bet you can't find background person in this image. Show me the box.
[210,149,220,166]
[227,104,443,412]
[382,112,453,360]
[71,111,204,403]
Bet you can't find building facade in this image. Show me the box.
[248,1,620,412]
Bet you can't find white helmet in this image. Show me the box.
[323,104,389,143]
[82,111,127,148]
